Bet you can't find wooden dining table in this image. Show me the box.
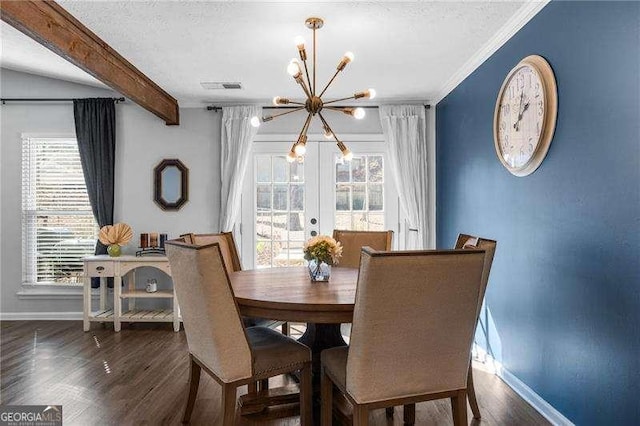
[229,266,358,419]
[230,265,358,360]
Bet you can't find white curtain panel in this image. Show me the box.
[379,105,429,249]
[219,105,260,232]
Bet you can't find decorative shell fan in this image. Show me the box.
[98,223,133,246]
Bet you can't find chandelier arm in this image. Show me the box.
[297,113,313,140]
[322,96,357,105]
[288,101,306,106]
[322,106,353,113]
[318,113,341,144]
[302,58,313,97]
[267,106,306,120]
[318,69,341,98]
[297,77,313,100]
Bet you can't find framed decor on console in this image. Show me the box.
[153,159,189,210]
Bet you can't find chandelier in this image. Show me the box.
[250,17,376,163]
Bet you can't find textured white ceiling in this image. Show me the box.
[1,1,525,105]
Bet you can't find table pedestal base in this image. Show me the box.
[298,322,347,422]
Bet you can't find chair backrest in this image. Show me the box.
[165,240,253,382]
[346,247,485,404]
[180,232,242,272]
[454,234,497,321]
[332,230,393,268]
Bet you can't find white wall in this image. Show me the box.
[1,69,219,315]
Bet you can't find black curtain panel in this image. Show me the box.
[73,98,116,288]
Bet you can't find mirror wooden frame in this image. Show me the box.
[154,159,189,210]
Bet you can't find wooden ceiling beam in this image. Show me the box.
[1,0,179,125]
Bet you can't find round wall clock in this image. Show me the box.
[493,55,557,176]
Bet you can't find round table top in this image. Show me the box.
[230,266,358,324]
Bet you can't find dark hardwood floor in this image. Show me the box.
[0,321,550,425]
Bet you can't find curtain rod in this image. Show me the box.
[207,104,431,112]
[1,97,126,104]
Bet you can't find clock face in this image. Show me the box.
[496,64,546,169]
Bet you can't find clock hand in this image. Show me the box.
[513,101,531,130]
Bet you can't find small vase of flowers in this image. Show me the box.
[99,223,133,257]
[303,235,343,282]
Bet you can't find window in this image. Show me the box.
[22,137,98,285]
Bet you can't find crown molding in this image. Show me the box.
[433,0,551,104]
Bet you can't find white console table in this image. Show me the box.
[83,255,180,332]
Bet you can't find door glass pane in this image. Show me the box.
[336,185,350,211]
[368,156,383,182]
[254,155,305,268]
[334,154,385,231]
[273,156,288,182]
[273,185,288,210]
[352,157,366,182]
[336,161,350,182]
[257,158,271,183]
[256,184,271,210]
[290,185,304,211]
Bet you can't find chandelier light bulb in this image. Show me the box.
[323,127,333,139]
[287,59,301,77]
[286,150,296,163]
[337,51,355,71]
[294,36,305,48]
[337,141,353,161]
[273,96,290,106]
[294,143,307,156]
[250,116,261,128]
[366,88,376,99]
[353,107,366,119]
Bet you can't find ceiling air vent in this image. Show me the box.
[200,82,243,90]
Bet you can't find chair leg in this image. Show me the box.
[403,404,415,425]
[321,368,333,426]
[221,383,237,426]
[385,407,394,418]
[300,362,312,426]
[353,405,369,426]
[182,356,201,424]
[467,364,481,419]
[282,322,290,336]
[451,390,468,426]
[259,378,269,391]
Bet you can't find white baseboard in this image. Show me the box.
[473,345,574,426]
[0,312,83,321]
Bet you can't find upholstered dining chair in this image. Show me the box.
[398,234,498,423]
[180,232,290,336]
[332,229,393,268]
[454,233,497,419]
[321,247,486,426]
[165,240,312,425]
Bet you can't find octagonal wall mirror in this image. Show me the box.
[154,159,189,210]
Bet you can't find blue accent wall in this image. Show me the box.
[436,2,639,424]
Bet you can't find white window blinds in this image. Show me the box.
[22,137,98,285]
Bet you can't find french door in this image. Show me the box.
[240,138,397,269]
